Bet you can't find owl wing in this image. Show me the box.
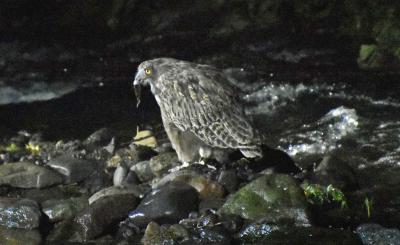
[158,68,260,149]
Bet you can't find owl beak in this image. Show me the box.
[133,80,142,108]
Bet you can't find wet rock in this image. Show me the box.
[0,198,40,229]
[356,223,400,245]
[240,225,362,244]
[239,222,280,243]
[74,186,140,240]
[195,227,232,245]
[142,222,190,245]
[312,155,358,190]
[0,227,41,245]
[217,170,239,193]
[0,161,62,188]
[149,152,180,177]
[47,155,97,184]
[130,160,154,182]
[42,197,88,223]
[219,174,310,226]
[179,211,233,244]
[153,170,225,199]
[129,181,199,227]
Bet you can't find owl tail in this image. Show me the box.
[240,146,263,158]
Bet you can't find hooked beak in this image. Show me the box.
[133,80,141,108]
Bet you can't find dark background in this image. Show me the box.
[1,0,400,70]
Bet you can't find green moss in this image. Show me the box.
[358,44,377,62]
[220,174,309,223]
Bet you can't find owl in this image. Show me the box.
[133,58,262,163]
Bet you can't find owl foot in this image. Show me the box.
[197,158,217,170]
[168,161,190,173]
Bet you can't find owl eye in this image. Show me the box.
[144,67,152,76]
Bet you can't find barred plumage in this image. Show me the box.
[133,58,262,163]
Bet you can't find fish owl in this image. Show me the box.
[133,58,262,163]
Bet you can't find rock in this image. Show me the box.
[199,198,225,213]
[0,198,41,229]
[47,155,97,184]
[219,174,310,226]
[88,185,144,205]
[130,160,154,182]
[83,128,113,147]
[74,186,140,240]
[0,227,41,245]
[178,211,233,244]
[239,222,280,243]
[149,152,180,177]
[217,170,239,193]
[128,181,199,227]
[11,185,82,204]
[81,169,113,195]
[108,145,157,170]
[194,227,232,245]
[0,161,63,188]
[42,197,88,223]
[113,164,128,186]
[239,224,362,244]
[45,218,77,242]
[356,223,400,245]
[312,155,358,190]
[153,170,225,199]
[142,222,190,245]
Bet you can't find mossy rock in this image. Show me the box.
[219,174,310,225]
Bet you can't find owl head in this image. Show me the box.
[133,58,178,107]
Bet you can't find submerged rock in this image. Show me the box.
[47,155,97,184]
[356,223,400,245]
[128,181,199,227]
[42,197,89,223]
[0,227,41,245]
[0,161,63,188]
[0,198,41,229]
[74,186,140,240]
[219,174,310,226]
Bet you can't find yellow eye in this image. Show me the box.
[144,68,152,76]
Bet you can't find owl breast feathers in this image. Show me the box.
[133,58,262,163]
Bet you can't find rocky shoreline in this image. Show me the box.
[0,127,399,244]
